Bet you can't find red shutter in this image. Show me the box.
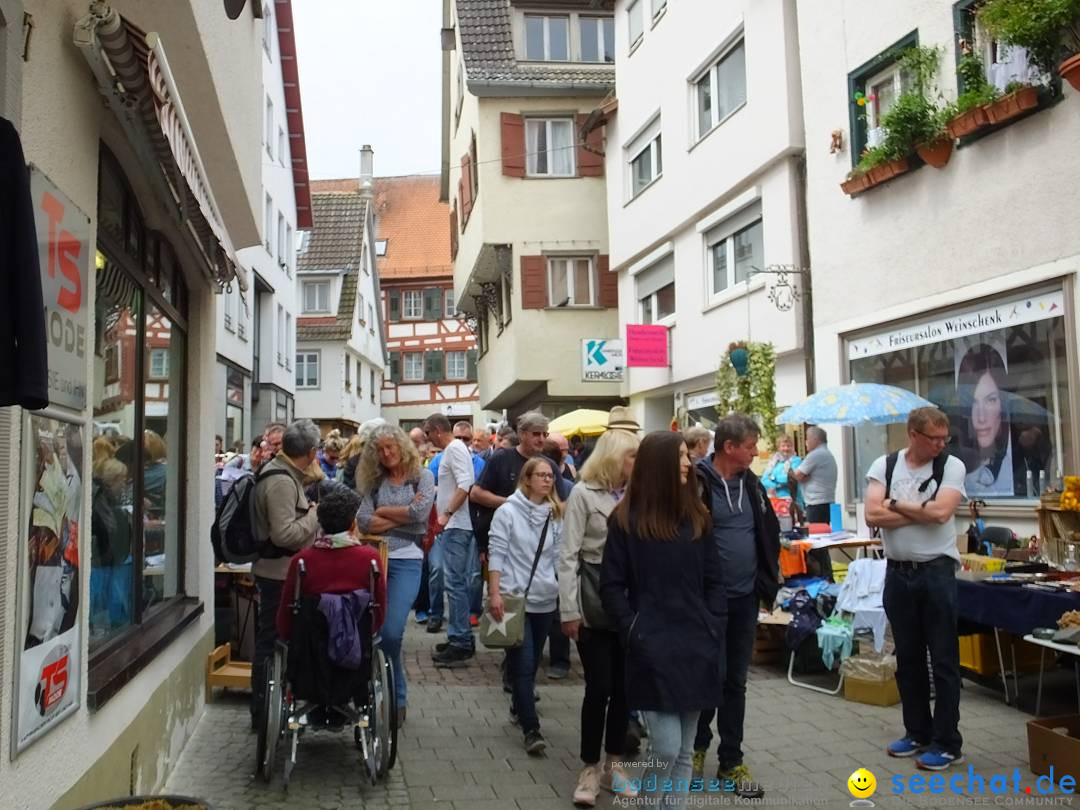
[501,112,526,177]
[576,113,605,177]
[449,206,459,260]
[520,255,546,309]
[457,176,466,231]
[461,153,473,217]
[597,254,617,308]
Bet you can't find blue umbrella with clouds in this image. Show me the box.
[777,382,935,426]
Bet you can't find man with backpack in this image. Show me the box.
[865,406,966,772]
[249,418,321,727]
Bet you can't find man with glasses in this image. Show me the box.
[865,406,966,772]
[791,425,837,525]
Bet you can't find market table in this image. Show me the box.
[1023,634,1080,716]
[956,580,1080,703]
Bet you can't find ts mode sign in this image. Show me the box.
[581,339,624,382]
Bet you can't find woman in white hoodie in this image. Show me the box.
[488,456,564,755]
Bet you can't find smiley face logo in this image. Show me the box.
[847,768,876,800]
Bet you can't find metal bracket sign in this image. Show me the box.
[581,339,624,382]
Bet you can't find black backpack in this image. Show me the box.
[883,450,948,501]
[210,468,291,564]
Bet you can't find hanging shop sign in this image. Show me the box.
[13,412,84,754]
[848,290,1065,360]
[31,167,90,410]
[626,324,669,368]
[581,339,624,382]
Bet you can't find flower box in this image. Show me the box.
[946,105,990,139]
[982,85,1040,126]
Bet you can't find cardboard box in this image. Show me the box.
[959,631,1043,676]
[844,674,900,706]
[751,624,785,666]
[1026,714,1080,777]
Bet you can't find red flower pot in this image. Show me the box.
[983,86,1039,126]
[916,138,954,169]
[840,173,872,196]
[947,106,989,139]
[867,157,910,187]
[1060,53,1080,92]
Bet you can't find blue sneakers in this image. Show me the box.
[916,748,964,771]
[887,736,929,757]
[414,610,429,624]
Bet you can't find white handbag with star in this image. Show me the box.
[479,514,551,650]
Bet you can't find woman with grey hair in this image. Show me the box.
[355,423,435,725]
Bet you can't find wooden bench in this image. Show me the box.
[205,643,251,702]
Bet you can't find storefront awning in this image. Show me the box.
[74,2,247,292]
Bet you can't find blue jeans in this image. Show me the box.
[380,557,422,708]
[883,557,962,755]
[440,528,475,650]
[467,533,483,616]
[506,610,556,733]
[638,710,698,809]
[694,591,758,767]
[428,534,445,620]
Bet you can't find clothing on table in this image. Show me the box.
[816,616,854,669]
[779,540,811,577]
[836,557,888,652]
[355,467,436,559]
[799,445,838,507]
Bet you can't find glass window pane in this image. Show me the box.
[580,18,599,62]
[603,18,615,62]
[641,295,654,324]
[295,357,304,388]
[652,0,667,15]
[573,259,592,305]
[550,259,568,306]
[716,42,747,122]
[711,239,729,293]
[91,259,138,642]
[548,17,569,60]
[656,282,676,319]
[526,119,547,175]
[632,148,652,195]
[697,74,713,137]
[525,16,544,60]
[98,161,125,246]
[142,303,183,615]
[733,219,763,285]
[549,120,574,175]
[655,135,662,174]
[628,0,643,44]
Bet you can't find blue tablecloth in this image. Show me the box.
[957,579,1080,636]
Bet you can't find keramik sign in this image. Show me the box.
[582,339,624,382]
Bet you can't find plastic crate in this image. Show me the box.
[958,631,1044,676]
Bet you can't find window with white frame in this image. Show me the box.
[446,350,467,380]
[278,126,286,165]
[455,61,465,127]
[345,352,351,389]
[284,313,292,369]
[627,117,662,199]
[277,212,285,262]
[580,16,615,63]
[652,0,667,19]
[636,254,675,324]
[296,351,319,388]
[526,118,575,177]
[375,239,388,256]
[265,96,274,157]
[706,205,764,297]
[358,292,366,324]
[264,193,273,251]
[445,289,456,317]
[695,38,747,139]
[223,286,235,331]
[276,304,285,365]
[368,302,374,331]
[302,281,330,313]
[627,0,644,50]
[524,14,569,61]
[548,257,596,307]
[262,3,273,55]
[864,62,903,148]
[284,224,293,275]
[402,289,423,319]
[403,351,424,381]
[149,347,170,379]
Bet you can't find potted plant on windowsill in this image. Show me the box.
[978,0,1080,91]
[945,52,999,138]
[982,80,1041,124]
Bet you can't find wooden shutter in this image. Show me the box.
[501,112,525,177]
[597,254,617,308]
[576,114,605,177]
[520,255,547,309]
[465,348,478,381]
[450,205,459,260]
[423,288,441,320]
[389,352,401,382]
[388,289,401,322]
[424,350,444,381]
[461,153,474,218]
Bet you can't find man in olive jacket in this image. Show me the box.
[250,419,321,725]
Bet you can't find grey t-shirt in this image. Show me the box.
[866,450,966,565]
[799,445,838,506]
[701,460,757,598]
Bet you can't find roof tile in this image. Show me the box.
[373,176,452,281]
[296,189,366,341]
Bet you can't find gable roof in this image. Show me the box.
[373,176,452,281]
[296,187,367,341]
[456,0,615,90]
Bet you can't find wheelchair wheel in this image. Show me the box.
[372,647,396,778]
[256,646,285,783]
[382,651,398,772]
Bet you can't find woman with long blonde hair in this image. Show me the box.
[487,456,564,755]
[355,423,435,725]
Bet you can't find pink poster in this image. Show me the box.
[626,325,669,367]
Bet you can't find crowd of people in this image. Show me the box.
[229,401,969,808]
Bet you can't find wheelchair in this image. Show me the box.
[256,558,397,787]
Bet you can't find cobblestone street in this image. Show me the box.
[165,621,1049,810]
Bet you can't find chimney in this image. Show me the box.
[359,144,374,198]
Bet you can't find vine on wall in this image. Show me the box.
[715,341,779,447]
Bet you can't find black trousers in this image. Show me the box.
[251,575,284,720]
[576,626,628,764]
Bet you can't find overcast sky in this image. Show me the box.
[292,1,443,180]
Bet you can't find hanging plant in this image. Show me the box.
[728,341,750,376]
[715,341,778,447]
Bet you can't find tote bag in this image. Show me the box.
[479,514,551,649]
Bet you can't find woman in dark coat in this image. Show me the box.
[600,431,726,810]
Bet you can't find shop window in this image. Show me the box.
[90,155,189,660]
[847,289,1073,502]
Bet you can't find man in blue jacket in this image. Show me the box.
[692,414,780,799]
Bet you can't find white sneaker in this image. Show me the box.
[573,764,600,807]
[601,758,639,799]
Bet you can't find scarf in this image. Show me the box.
[313,530,363,550]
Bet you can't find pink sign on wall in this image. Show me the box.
[626,324,669,367]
